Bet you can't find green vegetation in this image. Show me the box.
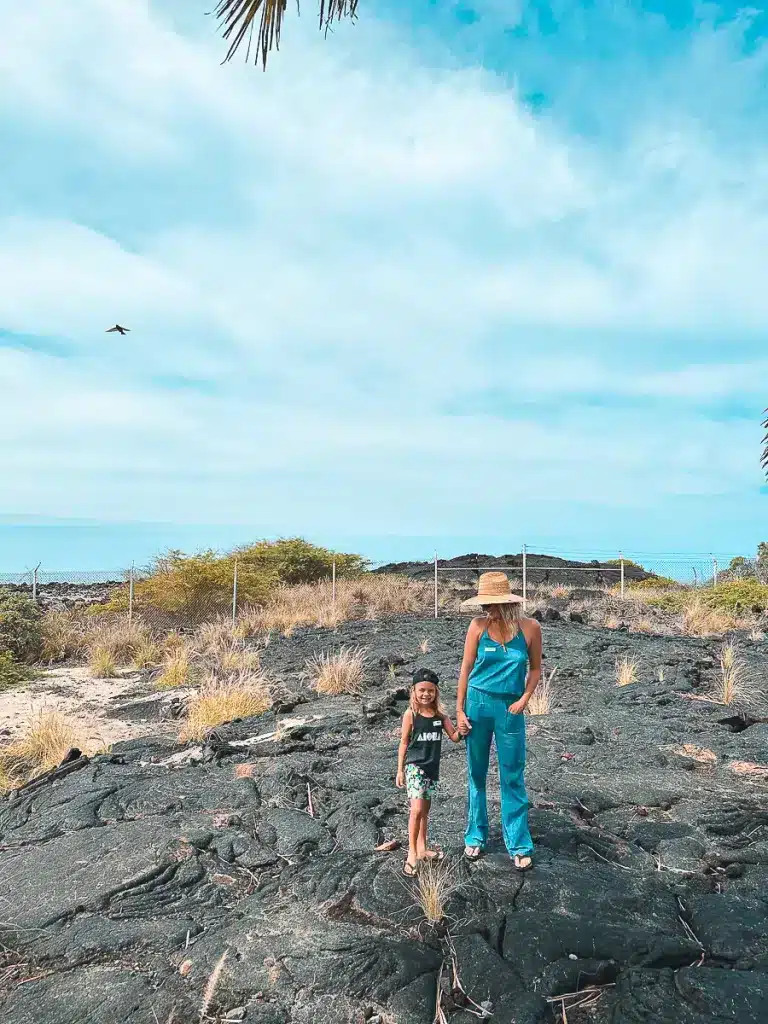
[604,558,647,571]
[627,575,682,591]
[0,650,34,692]
[644,579,768,615]
[0,591,43,662]
[96,538,367,624]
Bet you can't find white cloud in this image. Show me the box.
[0,0,766,535]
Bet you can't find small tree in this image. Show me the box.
[234,538,367,585]
[757,542,768,568]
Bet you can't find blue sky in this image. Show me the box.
[0,0,766,570]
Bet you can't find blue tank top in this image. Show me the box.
[468,629,529,697]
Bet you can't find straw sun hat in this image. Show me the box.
[460,571,524,609]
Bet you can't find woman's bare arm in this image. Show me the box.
[509,618,543,713]
[456,618,483,733]
[397,710,413,776]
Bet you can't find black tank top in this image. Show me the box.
[405,712,444,779]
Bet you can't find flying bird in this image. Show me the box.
[106,324,130,335]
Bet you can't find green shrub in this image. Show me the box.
[234,537,368,585]
[628,576,682,591]
[604,558,647,571]
[102,539,367,625]
[0,651,33,692]
[0,591,43,663]
[643,579,768,615]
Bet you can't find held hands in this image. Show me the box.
[508,697,529,715]
[396,770,405,789]
[456,710,472,736]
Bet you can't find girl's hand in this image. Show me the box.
[457,710,472,736]
[508,697,528,715]
[396,770,405,789]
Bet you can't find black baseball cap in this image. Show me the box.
[412,668,439,686]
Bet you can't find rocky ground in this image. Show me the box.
[1,614,767,1024]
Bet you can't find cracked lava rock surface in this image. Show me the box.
[1,615,767,1023]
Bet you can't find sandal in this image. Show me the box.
[424,849,445,861]
[464,846,482,861]
[512,854,533,871]
[402,861,419,877]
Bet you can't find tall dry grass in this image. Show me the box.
[718,641,746,706]
[156,647,192,689]
[681,598,738,637]
[179,673,271,743]
[307,647,366,695]
[615,655,638,687]
[0,711,83,793]
[526,667,557,715]
[39,609,90,663]
[412,858,462,924]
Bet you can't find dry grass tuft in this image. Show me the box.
[199,950,228,1021]
[603,615,621,630]
[133,638,160,670]
[307,646,366,696]
[718,641,745,705]
[615,655,638,687]
[657,668,665,682]
[681,598,737,637]
[40,609,90,663]
[550,584,573,599]
[419,636,431,655]
[0,711,83,792]
[413,858,462,924]
[89,645,118,679]
[526,667,557,716]
[156,647,191,689]
[749,629,765,642]
[179,674,271,743]
[633,618,654,634]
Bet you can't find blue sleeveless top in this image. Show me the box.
[468,629,529,697]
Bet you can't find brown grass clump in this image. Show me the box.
[681,598,737,637]
[633,618,654,634]
[603,615,621,630]
[550,584,573,599]
[39,609,90,663]
[526,667,556,716]
[179,675,271,743]
[307,646,366,696]
[0,711,83,793]
[133,638,161,670]
[156,647,191,689]
[413,858,461,924]
[419,636,431,654]
[615,655,638,687]
[89,645,118,679]
[718,641,746,706]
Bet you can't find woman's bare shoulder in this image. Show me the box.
[468,616,487,634]
[521,616,542,638]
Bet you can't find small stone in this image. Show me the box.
[225,1008,246,1021]
[569,611,585,624]
[544,607,561,621]
[568,953,578,960]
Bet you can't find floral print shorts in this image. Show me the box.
[405,764,438,801]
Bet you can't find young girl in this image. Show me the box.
[396,668,462,876]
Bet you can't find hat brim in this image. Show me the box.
[460,593,524,609]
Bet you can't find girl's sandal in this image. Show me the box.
[402,861,419,877]
[512,854,533,871]
[424,849,445,861]
[464,846,482,861]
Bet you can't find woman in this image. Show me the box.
[456,571,542,869]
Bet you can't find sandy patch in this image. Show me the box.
[0,666,182,748]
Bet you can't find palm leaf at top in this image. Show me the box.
[214,0,359,68]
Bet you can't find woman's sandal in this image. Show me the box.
[464,846,482,861]
[402,861,419,877]
[512,854,533,871]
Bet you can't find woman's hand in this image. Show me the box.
[457,710,472,736]
[508,697,528,715]
[396,769,405,788]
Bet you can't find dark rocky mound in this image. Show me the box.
[0,580,120,611]
[1,616,767,1023]
[375,554,653,588]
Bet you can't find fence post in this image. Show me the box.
[32,564,39,604]
[332,560,337,607]
[692,566,698,588]
[128,563,134,624]
[712,557,718,589]
[522,544,527,606]
[232,559,238,629]
[434,551,439,619]
[620,552,625,600]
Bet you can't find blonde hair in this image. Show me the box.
[409,680,445,718]
[483,602,522,645]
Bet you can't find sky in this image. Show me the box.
[1,0,766,572]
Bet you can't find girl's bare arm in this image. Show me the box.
[441,715,462,743]
[456,618,483,732]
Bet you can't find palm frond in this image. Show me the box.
[762,408,768,475]
[214,0,359,68]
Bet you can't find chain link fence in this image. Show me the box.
[2,547,760,632]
